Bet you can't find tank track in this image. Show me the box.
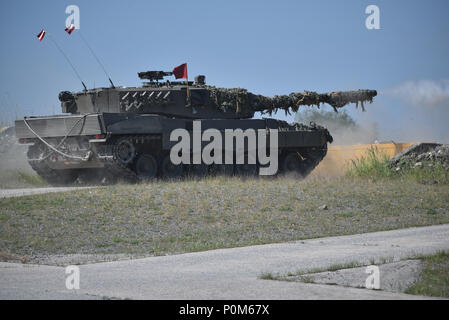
[95,138,141,184]
[26,135,328,186]
[27,144,79,186]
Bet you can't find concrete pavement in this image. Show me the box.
[1,224,449,299]
[0,187,92,198]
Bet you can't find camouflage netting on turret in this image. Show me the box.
[208,87,377,115]
[207,87,253,115]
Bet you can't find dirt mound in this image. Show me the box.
[389,143,449,171]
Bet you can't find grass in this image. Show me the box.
[260,272,316,283]
[405,251,449,298]
[346,146,449,184]
[346,147,392,178]
[260,272,278,280]
[293,261,367,277]
[259,261,366,282]
[0,174,448,263]
[261,250,449,298]
[261,257,397,281]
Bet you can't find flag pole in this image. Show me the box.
[173,63,190,106]
[46,33,87,91]
[185,74,191,106]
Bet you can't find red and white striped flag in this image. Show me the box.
[65,24,75,35]
[37,29,45,41]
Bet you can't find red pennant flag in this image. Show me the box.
[37,29,45,41]
[65,24,75,35]
[173,63,188,79]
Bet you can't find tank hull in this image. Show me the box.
[15,113,331,185]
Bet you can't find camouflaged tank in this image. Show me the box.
[15,70,377,185]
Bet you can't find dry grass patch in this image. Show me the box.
[0,175,448,263]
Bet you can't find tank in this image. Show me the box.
[14,69,377,185]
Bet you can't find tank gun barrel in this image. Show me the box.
[251,89,377,114]
[208,88,377,116]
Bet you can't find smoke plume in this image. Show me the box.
[386,79,449,108]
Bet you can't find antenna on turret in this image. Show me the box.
[48,34,87,91]
[42,32,88,91]
[75,29,116,88]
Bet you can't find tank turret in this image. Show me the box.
[58,70,377,119]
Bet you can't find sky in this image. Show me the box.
[0,0,448,143]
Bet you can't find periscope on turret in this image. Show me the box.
[14,69,377,186]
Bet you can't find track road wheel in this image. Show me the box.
[161,154,184,179]
[135,154,158,181]
[114,137,136,165]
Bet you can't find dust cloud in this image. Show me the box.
[0,127,34,187]
[295,108,378,146]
